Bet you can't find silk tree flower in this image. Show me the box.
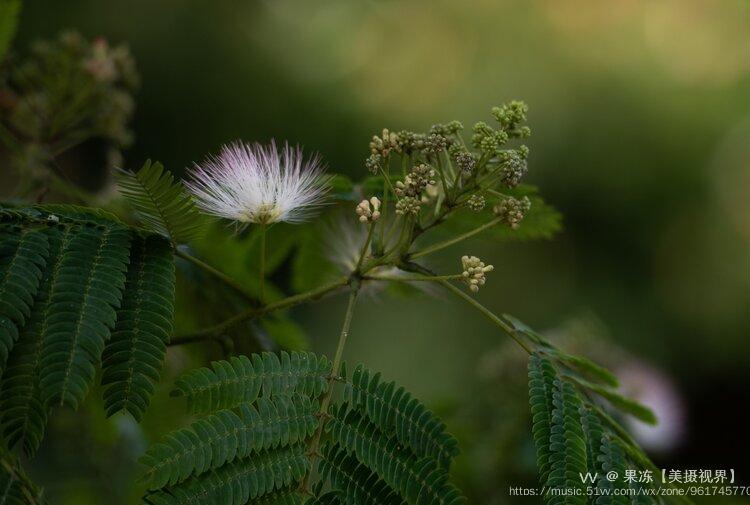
[186,140,331,226]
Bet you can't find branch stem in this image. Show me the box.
[300,285,360,493]
[355,223,375,272]
[175,249,255,302]
[366,273,463,283]
[169,276,350,346]
[259,224,267,303]
[438,279,532,354]
[409,216,502,259]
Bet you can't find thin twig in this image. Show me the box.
[355,222,375,273]
[409,216,502,259]
[175,248,257,303]
[168,276,350,346]
[365,273,463,283]
[437,279,532,354]
[300,284,360,493]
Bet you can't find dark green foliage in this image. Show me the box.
[547,379,587,505]
[554,352,619,388]
[115,160,204,244]
[327,406,464,505]
[143,352,465,505]
[528,353,557,485]
[344,365,459,469]
[1,223,72,455]
[0,227,49,373]
[528,352,679,505]
[171,352,331,414]
[39,222,130,408]
[565,376,656,425]
[596,435,628,505]
[319,445,406,505]
[101,234,175,420]
[0,204,176,457]
[0,0,21,60]
[143,446,310,505]
[580,406,604,478]
[140,394,319,489]
[0,448,46,505]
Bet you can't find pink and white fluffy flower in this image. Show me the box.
[186,140,330,226]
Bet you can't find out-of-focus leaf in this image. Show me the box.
[260,316,310,351]
[434,185,562,242]
[292,223,341,294]
[0,0,21,61]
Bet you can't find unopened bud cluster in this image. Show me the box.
[356,197,381,223]
[424,133,449,154]
[493,196,531,229]
[472,100,531,157]
[467,194,486,212]
[395,164,436,198]
[430,121,463,136]
[498,150,528,188]
[491,101,530,136]
[453,150,476,175]
[395,196,421,216]
[370,129,400,156]
[365,153,382,174]
[461,255,494,293]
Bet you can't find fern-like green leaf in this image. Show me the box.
[142,446,309,505]
[101,233,175,420]
[554,352,619,388]
[327,405,464,505]
[0,447,47,505]
[0,205,179,456]
[140,394,319,490]
[566,375,656,425]
[319,444,406,505]
[115,160,204,243]
[38,222,130,408]
[171,352,331,414]
[0,224,72,455]
[344,365,459,469]
[304,492,342,505]
[528,353,557,485]
[546,379,587,505]
[595,434,629,505]
[0,226,49,373]
[580,405,604,478]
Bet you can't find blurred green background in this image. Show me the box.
[7,0,750,503]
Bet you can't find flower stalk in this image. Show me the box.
[259,223,267,302]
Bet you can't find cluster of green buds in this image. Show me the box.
[471,101,531,158]
[491,101,531,137]
[423,133,449,155]
[365,153,382,174]
[452,149,476,175]
[461,255,494,293]
[356,197,381,223]
[395,164,436,198]
[467,194,485,211]
[395,196,421,216]
[369,128,400,156]
[429,121,464,136]
[493,196,531,229]
[356,102,536,269]
[497,148,528,188]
